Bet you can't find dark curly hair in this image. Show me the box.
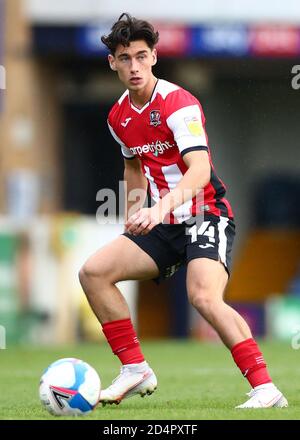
[101,13,159,55]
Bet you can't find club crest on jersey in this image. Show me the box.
[150,110,161,127]
[184,116,203,136]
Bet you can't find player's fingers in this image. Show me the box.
[127,218,145,234]
[141,222,156,235]
[126,215,142,231]
[125,218,136,230]
[133,220,150,235]
[125,212,140,229]
[126,224,137,234]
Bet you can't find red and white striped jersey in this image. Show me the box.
[108,79,233,223]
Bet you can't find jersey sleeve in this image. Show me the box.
[165,90,208,156]
[107,121,135,160]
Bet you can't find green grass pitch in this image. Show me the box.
[0,340,299,420]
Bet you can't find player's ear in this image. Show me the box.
[108,54,117,71]
[151,49,157,66]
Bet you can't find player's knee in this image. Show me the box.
[190,294,213,314]
[78,263,93,289]
[79,259,110,288]
[188,282,214,313]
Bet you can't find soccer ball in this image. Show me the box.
[39,358,101,416]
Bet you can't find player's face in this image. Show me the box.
[108,40,157,91]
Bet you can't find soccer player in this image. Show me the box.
[79,13,288,409]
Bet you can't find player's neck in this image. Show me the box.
[129,76,158,109]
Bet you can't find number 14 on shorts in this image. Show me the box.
[187,221,216,244]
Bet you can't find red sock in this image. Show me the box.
[231,338,272,388]
[102,318,145,365]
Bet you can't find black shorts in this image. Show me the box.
[123,214,235,283]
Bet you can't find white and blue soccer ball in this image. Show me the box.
[39,358,101,416]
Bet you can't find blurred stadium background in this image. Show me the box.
[0,0,300,354]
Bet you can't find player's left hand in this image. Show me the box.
[125,206,164,235]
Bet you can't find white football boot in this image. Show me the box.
[99,361,157,406]
[236,383,288,409]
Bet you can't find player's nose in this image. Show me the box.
[130,59,139,73]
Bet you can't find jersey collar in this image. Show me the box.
[129,79,159,114]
